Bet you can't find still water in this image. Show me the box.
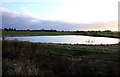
[4,35,119,45]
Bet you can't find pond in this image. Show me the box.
[4,35,119,45]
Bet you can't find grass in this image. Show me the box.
[2,40,120,76]
[2,30,120,38]
[2,31,74,36]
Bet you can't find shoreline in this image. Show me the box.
[2,30,120,39]
[2,40,120,46]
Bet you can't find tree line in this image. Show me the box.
[2,28,58,32]
[2,28,112,33]
[3,28,16,31]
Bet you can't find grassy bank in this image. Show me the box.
[2,31,74,36]
[2,30,120,38]
[2,40,120,76]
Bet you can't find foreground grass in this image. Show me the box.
[2,30,120,38]
[2,40,120,76]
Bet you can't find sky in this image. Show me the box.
[0,0,120,31]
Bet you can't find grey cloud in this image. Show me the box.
[1,8,117,31]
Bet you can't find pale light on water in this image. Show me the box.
[4,35,119,45]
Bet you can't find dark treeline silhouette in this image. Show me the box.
[3,28,113,33]
[31,29,57,32]
[3,28,16,31]
[3,28,58,32]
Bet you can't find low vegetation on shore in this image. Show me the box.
[2,40,120,76]
[2,29,120,38]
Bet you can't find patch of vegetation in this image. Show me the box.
[2,30,120,38]
[2,40,120,76]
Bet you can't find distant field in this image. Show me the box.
[2,30,120,38]
[2,31,75,36]
[2,40,120,76]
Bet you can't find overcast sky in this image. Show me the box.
[1,0,119,31]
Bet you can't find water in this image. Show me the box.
[4,35,119,45]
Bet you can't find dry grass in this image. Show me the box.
[2,40,120,76]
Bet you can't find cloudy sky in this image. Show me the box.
[1,0,119,31]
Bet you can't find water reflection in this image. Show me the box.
[4,35,119,45]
